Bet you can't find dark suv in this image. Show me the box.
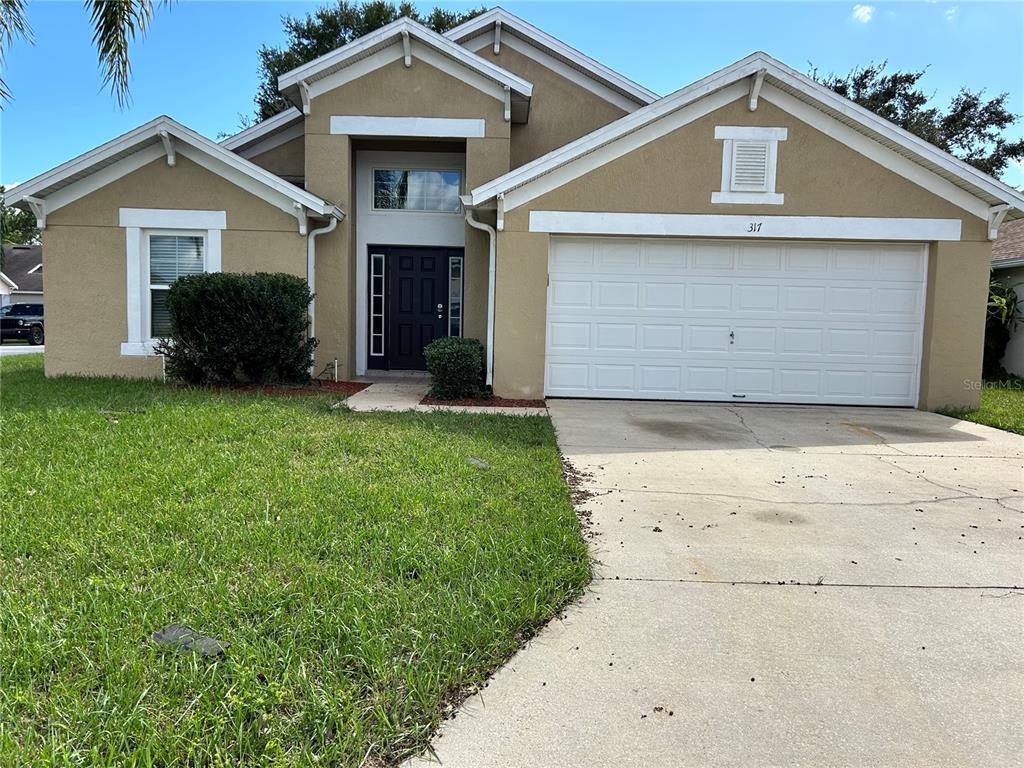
[0,303,44,345]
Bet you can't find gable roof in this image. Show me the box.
[220,107,304,153]
[445,8,658,111]
[277,16,533,118]
[3,116,343,222]
[0,271,16,291]
[465,51,1024,223]
[1,244,42,293]
[993,219,1024,268]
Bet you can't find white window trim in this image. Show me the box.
[713,126,787,205]
[119,208,224,357]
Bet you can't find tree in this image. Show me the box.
[0,186,39,247]
[0,0,169,107]
[813,62,1024,180]
[254,1,485,121]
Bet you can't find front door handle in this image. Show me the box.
[437,302,444,319]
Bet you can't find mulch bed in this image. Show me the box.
[214,380,370,397]
[421,395,547,408]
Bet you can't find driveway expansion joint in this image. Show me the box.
[593,576,1024,591]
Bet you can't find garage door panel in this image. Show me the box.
[594,323,637,350]
[642,282,686,309]
[641,324,685,351]
[545,238,925,405]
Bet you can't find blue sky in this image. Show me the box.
[2,1,1022,187]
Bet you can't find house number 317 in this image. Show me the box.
[747,222,763,233]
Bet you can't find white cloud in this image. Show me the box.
[944,6,958,21]
[852,4,875,23]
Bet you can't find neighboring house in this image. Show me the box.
[4,9,1023,409]
[992,219,1024,376]
[0,244,44,307]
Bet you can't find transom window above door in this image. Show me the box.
[372,169,462,213]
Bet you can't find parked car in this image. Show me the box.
[0,303,44,345]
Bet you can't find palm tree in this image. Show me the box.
[0,0,168,107]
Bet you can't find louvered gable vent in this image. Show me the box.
[730,140,769,191]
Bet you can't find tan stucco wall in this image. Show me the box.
[919,241,991,409]
[43,155,306,379]
[305,56,510,138]
[476,44,629,168]
[246,135,305,180]
[304,133,353,376]
[492,95,992,407]
[304,55,514,375]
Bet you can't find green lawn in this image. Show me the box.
[0,355,589,766]
[941,376,1024,435]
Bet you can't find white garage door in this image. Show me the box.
[545,237,927,405]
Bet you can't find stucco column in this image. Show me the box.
[918,239,991,411]
[492,229,549,398]
[304,132,354,378]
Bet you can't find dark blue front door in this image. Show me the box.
[368,246,461,370]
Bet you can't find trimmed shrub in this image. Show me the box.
[156,272,316,385]
[424,337,485,399]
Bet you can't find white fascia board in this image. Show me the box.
[0,272,18,290]
[993,256,1024,270]
[303,38,515,106]
[460,31,644,113]
[44,144,165,214]
[330,116,485,138]
[7,116,342,220]
[278,17,532,97]
[755,54,1024,213]
[496,83,749,211]
[467,59,769,207]
[445,8,657,106]
[119,208,227,229]
[760,86,990,221]
[234,122,305,160]
[3,115,170,203]
[220,108,303,151]
[468,50,1024,217]
[528,211,964,241]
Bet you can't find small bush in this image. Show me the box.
[156,272,316,386]
[424,337,485,399]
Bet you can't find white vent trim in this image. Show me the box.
[713,125,787,205]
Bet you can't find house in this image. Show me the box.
[992,219,1024,376]
[5,8,1023,408]
[0,244,44,306]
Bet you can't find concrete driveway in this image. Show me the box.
[411,402,1024,767]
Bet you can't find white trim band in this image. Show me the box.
[119,208,227,230]
[528,211,963,241]
[330,116,486,138]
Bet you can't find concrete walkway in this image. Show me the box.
[409,402,1024,767]
[345,380,547,416]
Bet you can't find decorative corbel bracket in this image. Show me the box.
[158,130,176,166]
[988,204,1011,241]
[748,69,766,112]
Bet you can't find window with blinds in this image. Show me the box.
[149,234,204,338]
